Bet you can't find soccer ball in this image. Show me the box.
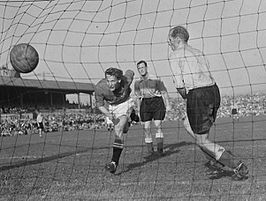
[10,43,39,73]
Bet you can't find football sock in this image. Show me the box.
[112,139,123,165]
[156,137,163,153]
[146,142,154,153]
[199,146,239,169]
[198,140,225,161]
[199,146,216,160]
[217,151,238,169]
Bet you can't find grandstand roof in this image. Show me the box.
[0,76,95,94]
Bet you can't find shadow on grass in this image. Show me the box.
[0,147,91,171]
[118,141,194,175]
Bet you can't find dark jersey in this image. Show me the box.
[95,70,134,107]
[134,75,167,98]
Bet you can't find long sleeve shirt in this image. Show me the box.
[169,45,215,92]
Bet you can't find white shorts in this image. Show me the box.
[109,98,135,118]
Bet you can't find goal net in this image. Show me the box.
[0,0,266,200]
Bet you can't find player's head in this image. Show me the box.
[105,67,123,91]
[136,60,148,77]
[168,26,189,51]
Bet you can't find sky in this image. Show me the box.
[0,0,266,103]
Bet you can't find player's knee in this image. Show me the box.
[196,140,204,147]
[114,126,123,135]
[155,131,163,138]
[154,119,162,126]
[155,122,162,131]
[144,137,153,143]
[143,124,151,131]
[194,134,207,146]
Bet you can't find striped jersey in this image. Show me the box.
[134,74,167,98]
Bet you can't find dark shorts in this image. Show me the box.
[140,96,166,122]
[187,84,220,134]
[37,122,44,130]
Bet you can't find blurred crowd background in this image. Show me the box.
[1,93,265,136]
[167,92,266,121]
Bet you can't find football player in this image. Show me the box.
[36,109,45,137]
[168,25,248,180]
[95,67,135,174]
[134,60,171,156]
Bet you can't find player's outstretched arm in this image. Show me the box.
[159,80,171,111]
[161,90,171,111]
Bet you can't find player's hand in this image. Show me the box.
[106,113,113,120]
[106,113,119,125]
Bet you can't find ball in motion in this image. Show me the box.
[10,43,39,73]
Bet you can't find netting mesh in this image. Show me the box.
[0,0,266,200]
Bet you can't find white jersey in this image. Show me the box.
[169,45,215,91]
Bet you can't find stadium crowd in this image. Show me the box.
[167,93,266,121]
[0,110,105,136]
[0,93,265,136]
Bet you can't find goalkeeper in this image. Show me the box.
[95,67,135,174]
[168,25,248,180]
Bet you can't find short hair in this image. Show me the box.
[169,26,189,43]
[105,67,123,80]
[137,60,147,67]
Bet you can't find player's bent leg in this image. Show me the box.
[106,138,123,174]
[195,134,225,161]
[195,134,227,176]
[114,115,129,136]
[218,150,249,180]
[116,114,130,134]
[183,116,216,164]
[195,133,248,180]
[182,115,196,139]
[106,115,127,174]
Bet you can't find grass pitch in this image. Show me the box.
[0,116,266,201]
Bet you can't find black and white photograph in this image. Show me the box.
[0,0,266,200]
